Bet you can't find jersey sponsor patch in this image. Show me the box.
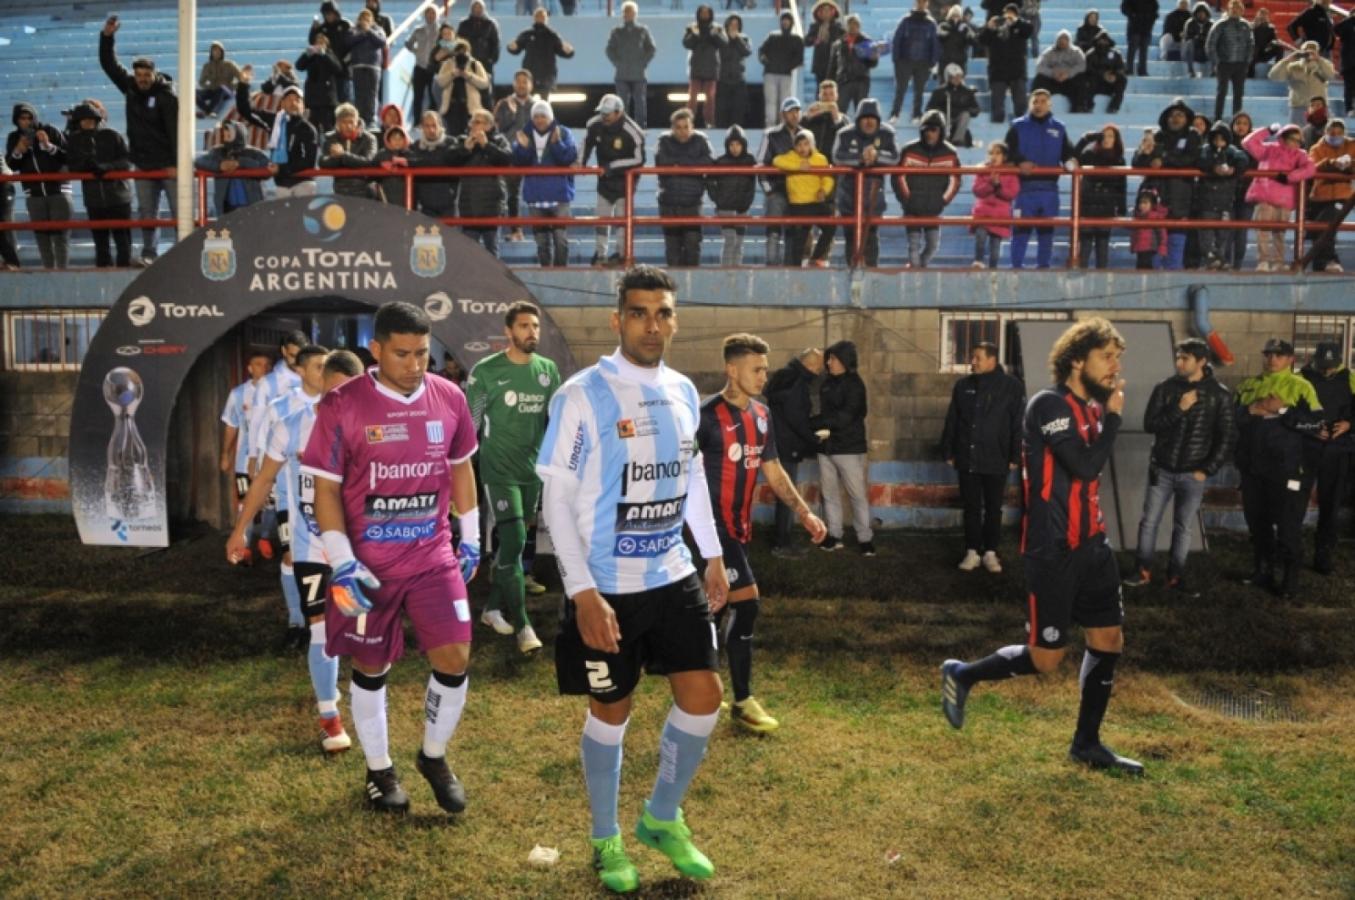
[613,494,686,557]
[365,492,439,519]
[366,423,410,443]
[1041,416,1071,435]
[364,519,440,542]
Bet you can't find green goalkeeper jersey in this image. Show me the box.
[465,350,562,485]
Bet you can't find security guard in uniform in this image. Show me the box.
[1298,341,1355,575]
[1234,338,1325,598]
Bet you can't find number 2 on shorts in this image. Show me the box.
[586,660,614,691]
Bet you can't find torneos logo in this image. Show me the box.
[127,296,156,327]
[424,292,454,322]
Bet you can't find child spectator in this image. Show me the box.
[970,140,1019,268]
[1242,122,1318,270]
[65,102,132,267]
[773,129,835,267]
[373,125,413,206]
[894,110,961,269]
[1131,189,1169,268]
[708,124,757,265]
[195,120,270,217]
[1073,124,1127,269]
[1196,119,1248,268]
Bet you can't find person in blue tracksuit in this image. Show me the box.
[1003,88,1076,268]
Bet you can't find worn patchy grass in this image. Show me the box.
[1,517,1352,898]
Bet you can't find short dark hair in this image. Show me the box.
[972,341,999,359]
[615,264,676,310]
[294,343,329,368]
[722,333,770,362]
[670,108,694,125]
[514,68,533,82]
[247,349,272,363]
[281,329,309,351]
[132,57,155,72]
[373,301,431,341]
[1175,338,1210,360]
[505,300,541,328]
[323,349,364,377]
[1048,317,1125,383]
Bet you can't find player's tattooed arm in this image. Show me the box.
[761,459,826,543]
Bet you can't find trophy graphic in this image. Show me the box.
[103,367,156,521]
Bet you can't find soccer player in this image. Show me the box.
[537,265,730,894]
[300,302,482,814]
[939,318,1145,776]
[465,300,561,655]
[696,333,826,734]
[244,331,307,557]
[219,350,271,564]
[226,348,364,753]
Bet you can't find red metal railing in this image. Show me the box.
[2,164,1353,268]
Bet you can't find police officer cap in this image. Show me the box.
[1262,338,1295,355]
[1313,341,1343,370]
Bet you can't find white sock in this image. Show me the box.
[422,671,468,759]
[350,675,392,771]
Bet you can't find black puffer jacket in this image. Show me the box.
[806,0,846,83]
[893,111,961,216]
[1196,122,1248,213]
[765,355,822,461]
[979,16,1032,82]
[65,107,132,208]
[7,103,68,198]
[583,112,645,202]
[941,364,1025,474]
[1074,128,1127,220]
[760,20,805,75]
[1144,367,1235,474]
[452,129,512,217]
[98,35,178,169]
[812,341,868,455]
[408,133,459,213]
[318,125,377,197]
[707,125,756,212]
[718,21,751,84]
[296,45,343,109]
[1300,364,1355,454]
[683,8,729,81]
[1151,97,1199,218]
[655,130,714,208]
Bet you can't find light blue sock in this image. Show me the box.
[581,712,627,839]
[647,706,719,822]
[280,563,303,627]
[308,622,340,718]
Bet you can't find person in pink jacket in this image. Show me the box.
[1242,123,1318,271]
[970,141,1020,268]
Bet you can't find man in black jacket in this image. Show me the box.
[765,347,825,554]
[756,97,802,266]
[812,341,873,555]
[235,72,320,198]
[1120,0,1158,76]
[655,109,713,267]
[66,102,132,267]
[1299,342,1354,574]
[979,5,1033,124]
[582,94,645,267]
[99,16,177,265]
[507,8,575,99]
[1125,339,1234,594]
[941,341,1024,572]
[307,1,352,105]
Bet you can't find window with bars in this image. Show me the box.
[939,310,1070,373]
[1293,315,1352,370]
[3,310,106,371]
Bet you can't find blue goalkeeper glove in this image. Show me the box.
[457,540,481,584]
[330,559,381,617]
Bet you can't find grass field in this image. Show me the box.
[2,515,1353,898]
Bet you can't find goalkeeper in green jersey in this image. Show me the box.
[465,301,562,654]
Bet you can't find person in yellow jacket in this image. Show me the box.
[1306,117,1354,273]
[773,130,835,267]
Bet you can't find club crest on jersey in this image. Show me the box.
[756,415,767,434]
[538,372,551,387]
[617,419,637,438]
[426,420,444,444]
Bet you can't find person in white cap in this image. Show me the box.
[582,93,645,267]
[510,99,578,265]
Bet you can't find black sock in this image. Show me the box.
[956,645,1037,686]
[1073,649,1120,749]
[724,600,759,702]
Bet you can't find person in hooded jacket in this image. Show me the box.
[760,12,804,127]
[581,94,645,266]
[297,31,343,134]
[453,110,513,257]
[99,16,177,265]
[197,41,243,117]
[683,6,729,128]
[406,5,442,120]
[829,15,883,115]
[1075,11,1103,51]
[1072,125,1126,268]
[939,6,978,75]
[65,102,132,268]
[833,98,901,265]
[408,110,459,218]
[1242,122,1318,269]
[655,108,714,267]
[507,9,575,100]
[195,120,270,216]
[811,341,874,556]
[708,124,757,265]
[894,110,960,268]
[1183,1,1212,78]
[1032,30,1087,112]
[1306,117,1354,272]
[1196,119,1248,268]
[372,124,414,206]
[1298,341,1354,573]
[6,103,70,269]
[235,72,320,198]
[942,340,1025,572]
[806,0,847,87]
[717,14,752,128]
[764,348,825,554]
[307,2,352,106]
[319,103,377,198]
[927,64,981,146]
[437,39,491,138]
[1124,338,1235,594]
[1144,98,1201,269]
[1227,110,1254,268]
[511,99,577,266]
[1083,29,1128,114]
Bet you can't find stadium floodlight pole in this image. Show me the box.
[176,0,197,240]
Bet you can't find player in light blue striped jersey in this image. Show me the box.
[227,348,364,755]
[219,350,271,562]
[537,265,730,894]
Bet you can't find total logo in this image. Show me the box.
[424,291,454,322]
[126,296,225,328]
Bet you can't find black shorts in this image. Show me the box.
[716,529,756,594]
[1024,540,1124,650]
[293,561,332,620]
[555,572,718,704]
[276,510,291,554]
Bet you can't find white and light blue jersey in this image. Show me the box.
[220,379,262,474]
[252,385,304,462]
[266,395,323,564]
[536,351,702,595]
[249,360,301,452]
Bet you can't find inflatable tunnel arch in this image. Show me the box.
[69,197,575,547]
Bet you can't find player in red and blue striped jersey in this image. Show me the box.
[939,318,1145,776]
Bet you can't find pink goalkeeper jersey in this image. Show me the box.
[300,370,477,581]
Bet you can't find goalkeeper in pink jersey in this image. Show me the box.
[300,301,481,815]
